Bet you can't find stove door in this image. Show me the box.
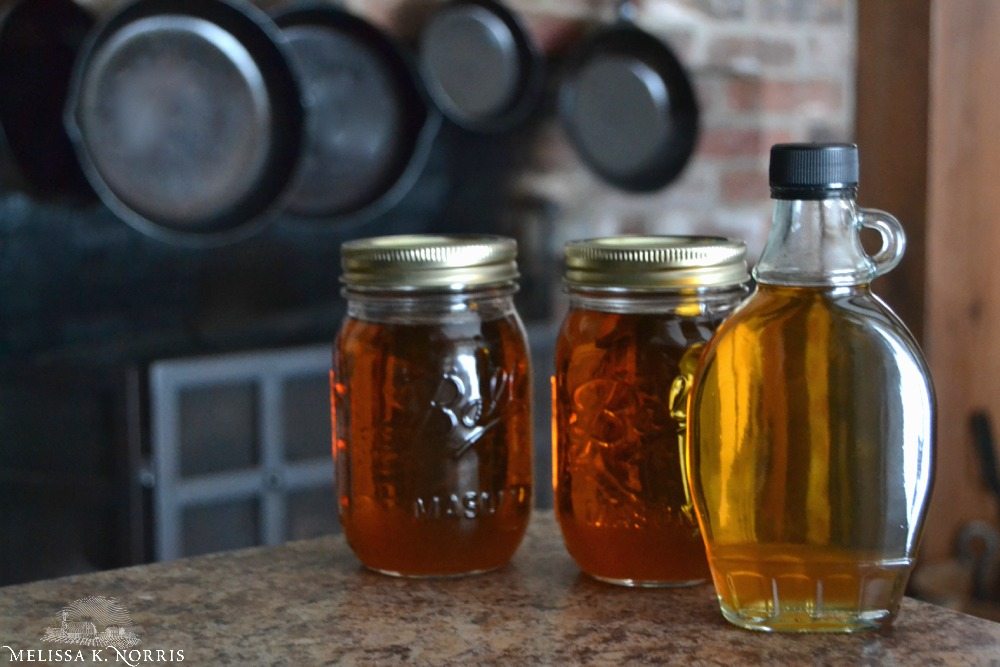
[148,344,337,560]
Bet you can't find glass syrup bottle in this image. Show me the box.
[688,143,935,632]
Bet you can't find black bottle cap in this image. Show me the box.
[769,143,858,199]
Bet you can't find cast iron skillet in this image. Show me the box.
[66,0,304,246]
[419,0,542,133]
[274,4,440,220]
[0,0,94,200]
[559,7,699,192]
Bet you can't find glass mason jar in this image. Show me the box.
[333,235,533,577]
[688,144,935,632]
[553,236,750,587]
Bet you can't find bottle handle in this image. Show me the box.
[859,208,907,278]
[668,343,705,530]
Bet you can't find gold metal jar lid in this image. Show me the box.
[341,234,519,289]
[565,235,749,289]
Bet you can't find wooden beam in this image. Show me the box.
[921,0,1000,560]
[856,0,930,342]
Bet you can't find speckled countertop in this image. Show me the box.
[1,513,999,665]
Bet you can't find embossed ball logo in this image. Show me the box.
[428,366,510,459]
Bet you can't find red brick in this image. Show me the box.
[727,79,843,113]
[698,128,799,161]
[520,14,588,56]
[530,121,578,171]
[346,0,432,39]
[721,168,768,203]
[708,36,798,68]
[727,80,763,111]
[699,127,763,158]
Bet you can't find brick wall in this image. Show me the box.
[351,0,857,259]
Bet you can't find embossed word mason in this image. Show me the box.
[413,485,532,520]
[334,235,533,577]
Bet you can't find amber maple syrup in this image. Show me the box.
[334,312,532,576]
[555,307,726,584]
[690,284,932,630]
